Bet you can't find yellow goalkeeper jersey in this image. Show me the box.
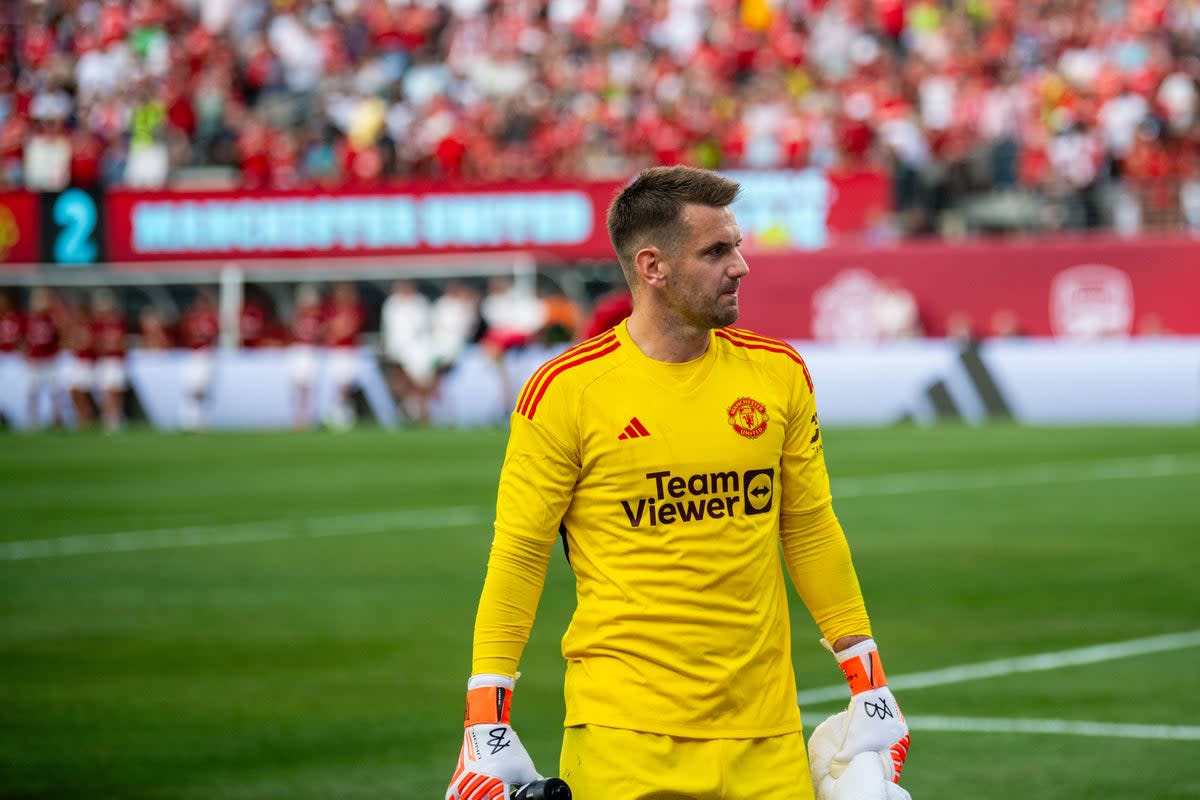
[473,320,871,738]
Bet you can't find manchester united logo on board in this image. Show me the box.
[728,397,768,439]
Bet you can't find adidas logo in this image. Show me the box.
[617,417,651,440]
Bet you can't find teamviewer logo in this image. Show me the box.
[742,468,774,515]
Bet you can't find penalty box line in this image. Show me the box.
[904,715,1200,742]
[0,506,490,561]
[799,629,1200,742]
[4,452,1197,561]
[798,629,1200,706]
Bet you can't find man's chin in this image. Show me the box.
[711,307,740,329]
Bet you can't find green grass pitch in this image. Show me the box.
[1,424,1198,799]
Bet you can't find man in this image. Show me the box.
[446,167,910,800]
[0,291,23,406]
[178,288,220,431]
[380,279,435,424]
[24,287,62,430]
[287,284,324,430]
[61,297,96,429]
[322,281,365,430]
[91,289,128,433]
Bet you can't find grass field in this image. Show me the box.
[1,424,1199,799]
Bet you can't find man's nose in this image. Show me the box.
[729,252,750,278]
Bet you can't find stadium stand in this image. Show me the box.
[3,0,1199,236]
[2,1,1199,431]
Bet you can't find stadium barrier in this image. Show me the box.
[0,171,885,269]
[0,348,397,430]
[2,338,1196,431]
[737,235,1200,339]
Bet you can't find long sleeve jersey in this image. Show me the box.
[472,320,871,738]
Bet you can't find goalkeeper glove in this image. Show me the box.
[446,675,543,800]
[809,714,913,800]
[822,638,910,782]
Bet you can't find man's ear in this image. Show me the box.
[635,246,667,289]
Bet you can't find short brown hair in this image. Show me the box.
[606,166,741,287]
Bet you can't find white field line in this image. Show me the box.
[907,715,1200,742]
[798,629,1200,705]
[4,452,1196,561]
[833,452,1200,499]
[0,506,490,561]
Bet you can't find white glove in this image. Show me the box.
[821,638,911,782]
[446,675,543,800]
[809,713,912,800]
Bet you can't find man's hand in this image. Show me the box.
[822,638,910,782]
[809,716,913,800]
[446,676,542,800]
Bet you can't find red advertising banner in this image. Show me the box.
[103,170,888,264]
[0,192,41,266]
[737,235,1200,339]
[105,182,621,263]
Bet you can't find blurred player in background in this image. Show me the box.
[178,288,220,431]
[430,281,481,372]
[0,290,22,394]
[138,306,176,350]
[323,281,365,430]
[381,279,436,424]
[479,276,546,414]
[577,285,633,341]
[239,287,272,350]
[24,287,62,430]
[448,167,910,800]
[61,296,96,430]
[92,289,128,433]
[288,284,324,430]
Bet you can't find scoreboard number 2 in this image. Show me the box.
[52,189,99,264]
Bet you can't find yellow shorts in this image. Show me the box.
[559,724,814,800]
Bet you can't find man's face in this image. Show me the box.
[660,204,748,329]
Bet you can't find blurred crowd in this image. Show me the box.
[5,0,1200,235]
[0,276,629,431]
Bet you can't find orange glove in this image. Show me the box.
[446,675,542,800]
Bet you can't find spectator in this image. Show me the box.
[579,287,634,341]
[323,281,365,430]
[943,310,977,344]
[874,277,923,339]
[61,297,97,430]
[238,288,271,349]
[178,288,220,431]
[479,275,544,411]
[380,279,437,424]
[429,280,481,370]
[536,286,582,346]
[0,0,1195,235]
[92,289,128,433]
[24,99,71,191]
[138,306,176,350]
[989,308,1025,339]
[24,287,62,430]
[0,290,24,385]
[479,276,545,356]
[287,284,324,430]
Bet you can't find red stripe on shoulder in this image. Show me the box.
[523,339,622,420]
[722,327,802,355]
[715,329,813,392]
[517,333,618,417]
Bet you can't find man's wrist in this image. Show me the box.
[464,684,513,727]
[823,637,887,695]
[467,673,516,691]
[831,635,872,653]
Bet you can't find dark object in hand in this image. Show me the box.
[512,777,571,800]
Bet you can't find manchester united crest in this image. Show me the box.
[727,396,768,439]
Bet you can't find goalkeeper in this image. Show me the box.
[446,166,911,800]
